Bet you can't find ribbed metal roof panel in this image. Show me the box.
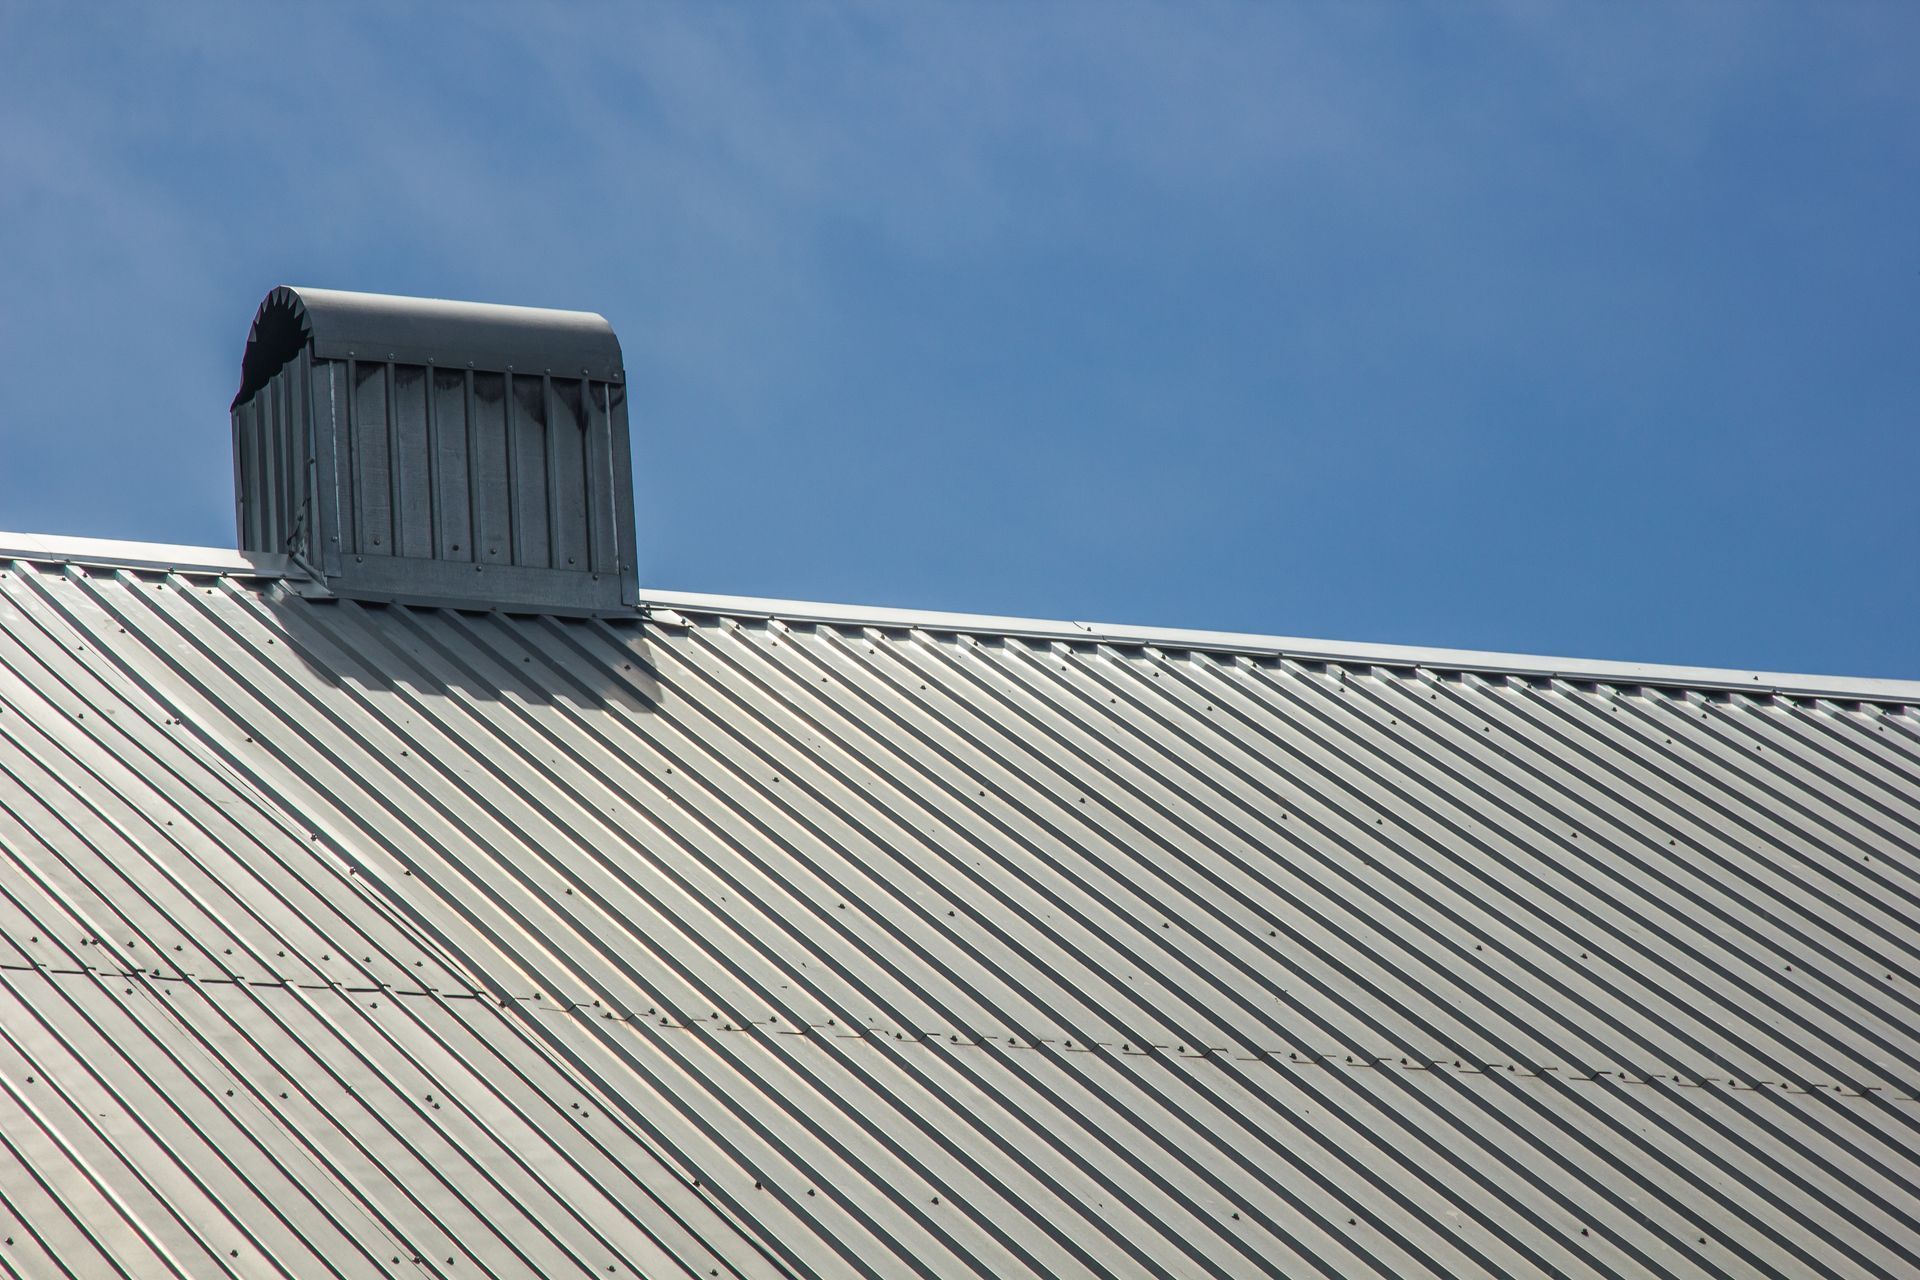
[0,548,1915,1278]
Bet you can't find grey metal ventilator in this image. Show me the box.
[231,286,639,614]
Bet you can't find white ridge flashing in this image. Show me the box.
[1,531,1912,705]
[642,590,1920,705]
[0,530,292,578]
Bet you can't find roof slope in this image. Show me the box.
[1,540,1917,1279]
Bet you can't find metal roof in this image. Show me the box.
[1,534,1916,1278]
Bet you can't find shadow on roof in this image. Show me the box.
[263,589,665,714]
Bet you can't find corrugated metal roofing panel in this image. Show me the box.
[1,545,1916,1277]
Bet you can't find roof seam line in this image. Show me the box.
[43,962,1906,1109]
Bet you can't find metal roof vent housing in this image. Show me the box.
[231,286,638,614]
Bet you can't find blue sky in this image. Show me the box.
[1,3,1915,677]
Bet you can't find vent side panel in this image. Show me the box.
[318,359,353,566]
[510,372,550,569]
[606,380,638,605]
[393,364,434,561]
[470,372,512,566]
[550,379,591,576]
[232,355,315,560]
[431,369,473,562]
[352,360,392,557]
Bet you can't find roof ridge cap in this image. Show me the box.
[2,530,1912,704]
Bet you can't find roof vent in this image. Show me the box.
[231,286,638,615]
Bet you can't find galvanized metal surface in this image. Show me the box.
[6,533,1916,707]
[0,547,1916,1278]
[231,288,638,615]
